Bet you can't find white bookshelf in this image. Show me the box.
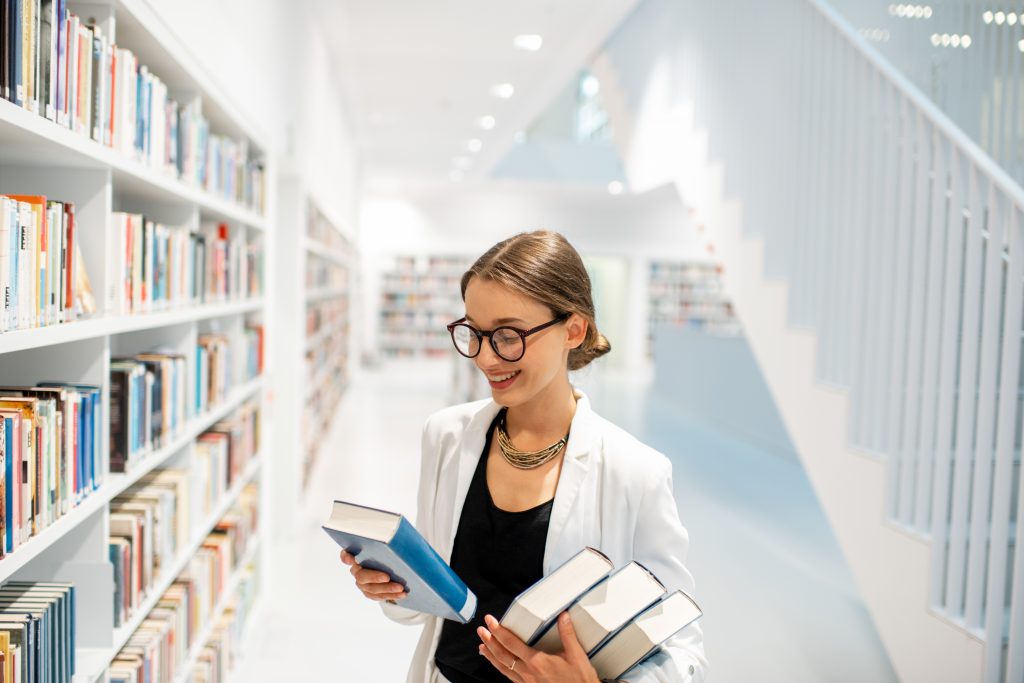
[301,201,355,490]
[647,259,741,357]
[377,254,471,360]
[0,0,273,680]
[271,180,357,538]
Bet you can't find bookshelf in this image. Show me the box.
[378,254,470,360]
[271,180,357,538]
[647,259,741,357]
[302,200,355,491]
[0,0,273,680]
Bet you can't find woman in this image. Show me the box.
[340,231,708,683]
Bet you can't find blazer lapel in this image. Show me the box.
[543,391,598,573]
[441,401,501,561]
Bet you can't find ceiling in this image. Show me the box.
[317,0,641,188]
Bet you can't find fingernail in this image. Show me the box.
[559,612,569,623]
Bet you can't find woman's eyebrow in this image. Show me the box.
[465,315,526,325]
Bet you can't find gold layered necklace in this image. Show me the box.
[495,407,570,469]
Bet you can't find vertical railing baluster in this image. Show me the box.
[982,204,1022,683]
[965,183,1008,629]
[930,149,967,608]
[914,130,952,533]
[884,97,917,519]
[947,164,987,617]
[898,115,935,526]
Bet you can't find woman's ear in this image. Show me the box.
[565,314,588,350]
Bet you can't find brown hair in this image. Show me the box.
[460,230,611,371]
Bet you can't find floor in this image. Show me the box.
[230,358,898,683]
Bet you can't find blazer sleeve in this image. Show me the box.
[379,414,437,627]
[620,457,709,683]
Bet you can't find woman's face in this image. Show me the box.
[463,277,586,407]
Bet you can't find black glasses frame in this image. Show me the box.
[446,313,571,362]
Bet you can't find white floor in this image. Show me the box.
[231,359,897,683]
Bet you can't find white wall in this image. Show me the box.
[359,180,708,371]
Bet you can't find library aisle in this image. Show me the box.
[232,361,896,683]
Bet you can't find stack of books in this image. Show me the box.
[501,547,702,680]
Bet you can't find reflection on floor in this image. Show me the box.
[231,359,897,682]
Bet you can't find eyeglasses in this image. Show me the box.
[446,313,570,362]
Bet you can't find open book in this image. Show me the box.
[322,500,477,623]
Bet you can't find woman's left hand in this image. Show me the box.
[477,612,602,683]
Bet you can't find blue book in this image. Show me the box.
[322,500,477,623]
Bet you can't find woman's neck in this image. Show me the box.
[504,377,579,443]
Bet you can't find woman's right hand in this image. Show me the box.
[339,549,409,602]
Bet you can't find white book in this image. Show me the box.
[17,202,34,329]
[589,590,703,681]
[107,213,123,315]
[0,197,10,332]
[500,547,613,646]
[533,561,666,655]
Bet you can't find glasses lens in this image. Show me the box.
[451,325,480,357]
[492,328,525,361]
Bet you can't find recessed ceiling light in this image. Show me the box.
[467,139,483,153]
[608,181,624,195]
[478,115,497,130]
[490,83,515,99]
[514,34,543,51]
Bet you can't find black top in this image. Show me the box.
[435,409,554,683]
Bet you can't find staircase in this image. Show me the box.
[590,0,1024,681]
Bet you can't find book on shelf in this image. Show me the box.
[0,195,93,332]
[109,483,259,682]
[321,499,477,623]
[110,353,187,472]
[197,399,259,491]
[588,590,703,680]
[0,383,100,555]
[531,561,667,655]
[0,580,75,683]
[499,547,613,646]
[189,560,258,683]
[1,1,266,211]
[196,333,232,411]
[109,468,190,628]
[107,215,261,315]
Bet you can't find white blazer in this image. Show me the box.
[381,389,709,683]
